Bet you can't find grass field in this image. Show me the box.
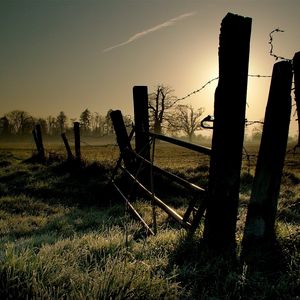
[0,140,299,299]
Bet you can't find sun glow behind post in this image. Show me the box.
[246,66,298,138]
[184,58,298,139]
[186,59,219,116]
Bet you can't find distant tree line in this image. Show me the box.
[0,89,270,143]
[0,109,132,138]
[0,85,207,142]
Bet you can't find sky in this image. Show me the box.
[1,0,300,136]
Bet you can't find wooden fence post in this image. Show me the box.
[242,61,293,247]
[61,133,73,160]
[133,86,151,188]
[33,124,45,161]
[133,86,150,161]
[32,129,39,153]
[74,122,81,161]
[293,52,300,146]
[110,110,134,169]
[203,13,252,252]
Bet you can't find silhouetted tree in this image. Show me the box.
[56,111,68,133]
[123,114,133,130]
[47,116,57,135]
[105,109,114,135]
[80,108,92,134]
[5,110,34,135]
[168,104,204,141]
[92,112,111,136]
[148,85,179,134]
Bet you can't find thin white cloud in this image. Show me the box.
[103,12,197,53]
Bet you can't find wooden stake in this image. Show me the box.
[203,13,252,252]
[110,110,134,170]
[293,52,300,146]
[74,122,81,161]
[35,124,45,161]
[243,61,293,244]
[133,86,150,161]
[61,133,73,160]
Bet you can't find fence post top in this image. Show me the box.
[293,51,300,59]
[223,12,252,22]
[133,86,148,91]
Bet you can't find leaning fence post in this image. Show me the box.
[32,129,39,154]
[110,110,135,170]
[242,61,293,249]
[61,133,74,160]
[293,52,300,147]
[74,122,81,161]
[35,124,45,161]
[203,13,252,252]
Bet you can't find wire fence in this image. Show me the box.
[269,28,292,62]
[7,28,298,172]
[176,27,295,106]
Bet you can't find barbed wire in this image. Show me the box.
[177,74,271,102]
[245,120,264,127]
[177,77,219,102]
[269,28,292,61]
[248,74,271,78]
[176,27,296,103]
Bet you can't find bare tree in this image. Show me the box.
[56,111,68,133]
[47,116,57,136]
[90,112,104,136]
[168,104,204,141]
[105,109,114,135]
[148,85,179,134]
[5,110,34,135]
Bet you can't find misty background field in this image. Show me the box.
[0,140,299,299]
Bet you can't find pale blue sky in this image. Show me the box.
[1,0,300,135]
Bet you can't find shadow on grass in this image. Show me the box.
[169,234,242,299]
[0,155,129,248]
[169,229,299,299]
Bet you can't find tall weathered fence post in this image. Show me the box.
[293,52,300,146]
[133,86,151,188]
[242,61,293,250]
[61,133,73,160]
[133,86,150,161]
[74,122,81,161]
[203,13,252,252]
